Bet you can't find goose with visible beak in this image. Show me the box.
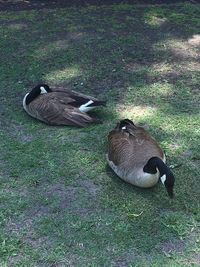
[106,119,175,198]
[23,84,106,127]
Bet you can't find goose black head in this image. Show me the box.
[119,119,135,128]
[36,84,51,94]
[118,119,135,131]
[160,170,175,198]
[144,157,175,198]
[25,84,51,105]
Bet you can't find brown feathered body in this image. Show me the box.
[107,121,166,188]
[23,85,106,127]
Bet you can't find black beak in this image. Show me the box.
[166,186,174,198]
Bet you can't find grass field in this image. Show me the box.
[0,2,200,266]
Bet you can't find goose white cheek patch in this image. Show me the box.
[122,126,126,130]
[160,174,166,185]
[40,86,48,94]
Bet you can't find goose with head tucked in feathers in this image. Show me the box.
[106,119,175,198]
[23,84,106,127]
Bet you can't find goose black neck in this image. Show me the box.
[143,157,168,176]
[26,88,41,105]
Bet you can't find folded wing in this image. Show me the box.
[28,93,98,126]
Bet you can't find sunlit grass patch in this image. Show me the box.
[33,40,70,59]
[112,4,136,11]
[144,3,200,33]
[0,2,200,266]
[116,104,157,121]
[166,39,199,58]
[144,15,167,27]
[143,7,167,25]
[6,22,27,30]
[45,66,81,83]
[188,34,200,46]
[125,82,174,105]
[0,10,36,20]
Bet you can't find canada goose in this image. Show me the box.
[106,119,175,198]
[23,84,106,127]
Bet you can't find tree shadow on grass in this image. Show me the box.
[3,4,199,115]
[1,3,199,186]
[0,3,200,263]
[1,1,199,204]
[0,0,194,12]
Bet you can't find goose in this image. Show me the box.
[23,84,106,127]
[106,119,175,198]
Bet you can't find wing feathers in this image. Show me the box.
[108,120,164,166]
[27,94,99,126]
[48,89,106,108]
[25,86,105,126]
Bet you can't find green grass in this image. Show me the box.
[0,3,200,266]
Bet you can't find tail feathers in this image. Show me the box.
[79,99,106,113]
[69,95,106,107]
[88,100,106,107]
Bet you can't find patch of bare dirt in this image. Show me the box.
[44,184,78,209]
[0,120,34,143]
[6,180,102,239]
[112,249,140,267]
[188,34,200,46]
[4,179,103,265]
[156,239,186,253]
[78,179,100,197]
[194,253,200,265]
